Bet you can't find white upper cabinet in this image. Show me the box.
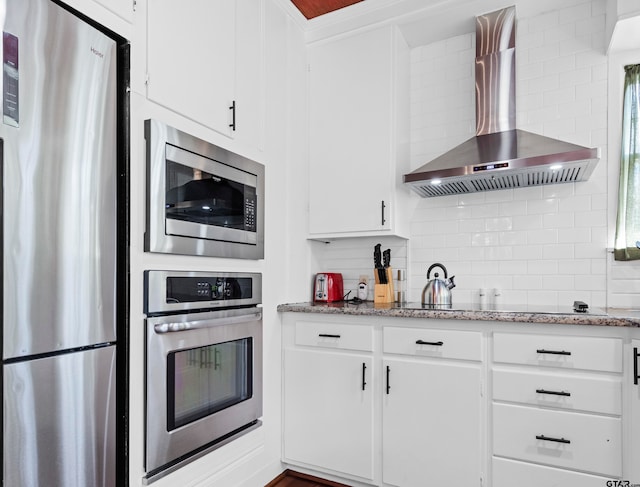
[146,0,237,137]
[307,26,411,239]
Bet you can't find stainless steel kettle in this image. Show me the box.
[421,263,456,307]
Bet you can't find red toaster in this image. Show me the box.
[313,273,344,303]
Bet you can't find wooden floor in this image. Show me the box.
[266,469,351,487]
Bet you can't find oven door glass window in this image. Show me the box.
[167,338,253,430]
[165,159,257,232]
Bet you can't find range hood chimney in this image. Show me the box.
[404,6,599,198]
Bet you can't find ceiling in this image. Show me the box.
[291,0,365,19]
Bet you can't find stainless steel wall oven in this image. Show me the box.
[143,271,262,483]
[145,119,265,259]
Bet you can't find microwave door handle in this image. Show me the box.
[153,311,262,334]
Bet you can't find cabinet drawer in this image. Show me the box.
[493,333,622,372]
[295,321,373,352]
[493,403,621,477]
[383,327,481,361]
[493,457,612,487]
[493,368,622,415]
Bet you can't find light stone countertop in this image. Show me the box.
[277,301,640,328]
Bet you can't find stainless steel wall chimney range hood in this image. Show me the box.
[404,6,599,198]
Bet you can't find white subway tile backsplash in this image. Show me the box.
[542,243,575,260]
[514,275,544,290]
[559,2,592,23]
[512,244,544,261]
[558,227,590,243]
[558,259,592,275]
[471,232,500,247]
[527,198,559,215]
[499,231,528,246]
[486,217,513,232]
[543,275,576,290]
[558,194,592,212]
[500,200,528,217]
[543,212,574,229]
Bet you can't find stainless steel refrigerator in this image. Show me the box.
[1,0,127,485]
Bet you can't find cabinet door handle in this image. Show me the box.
[318,333,340,338]
[536,349,571,356]
[416,340,444,346]
[536,434,570,444]
[634,347,639,386]
[229,100,236,131]
[381,200,386,226]
[362,362,367,391]
[536,388,571,397]
[386,365,390,395]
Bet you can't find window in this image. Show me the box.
[614,64,640,261]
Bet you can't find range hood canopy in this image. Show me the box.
[404,6,599,198]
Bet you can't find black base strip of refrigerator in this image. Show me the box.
[2,341,117,365]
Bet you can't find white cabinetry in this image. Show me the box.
[146,0,262,142]
[282,321,375,482]
[307,26,411,239]
[281,316,484,486]
[382,327,483,487]
[629,339,640,483]
[492,332,623,486]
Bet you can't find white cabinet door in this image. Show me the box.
[233,0,262,149]
[283,348,374,481]
[629,339,640,483]
[147,0,236,136]
[382,357,482,487]
[307,26,409,238]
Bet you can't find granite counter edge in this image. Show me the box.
[277,303,640,328]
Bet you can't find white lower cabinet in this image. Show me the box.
[281,314,638,487]
[493,403,621,476]
[493,457,612,487]
[283,347,374,480]
[492,332,623,483]
[629,339,640,484]
[282,319,375,483]
[382,358,482,486]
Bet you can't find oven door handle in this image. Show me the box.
[153,311,262,334]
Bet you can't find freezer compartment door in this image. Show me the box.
[3,346,116,487]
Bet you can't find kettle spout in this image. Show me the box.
[445,275,456,290]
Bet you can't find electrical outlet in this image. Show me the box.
[359,275,369,285]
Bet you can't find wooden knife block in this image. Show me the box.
[374,267,395,304]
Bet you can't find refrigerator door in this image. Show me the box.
[3,346,116,486]
[1,0,118,359]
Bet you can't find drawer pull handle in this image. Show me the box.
[318,333,341,338]
[416,340,444,346]
[536,349,571,356]
[536,388,571,397]
[536,435,570,444]
[362,362,367,391]
[386,365,391,395]
[634,347,639,386]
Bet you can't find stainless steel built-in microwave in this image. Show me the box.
[145,119,265,259]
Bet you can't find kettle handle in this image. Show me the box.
[427,263,447,279]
